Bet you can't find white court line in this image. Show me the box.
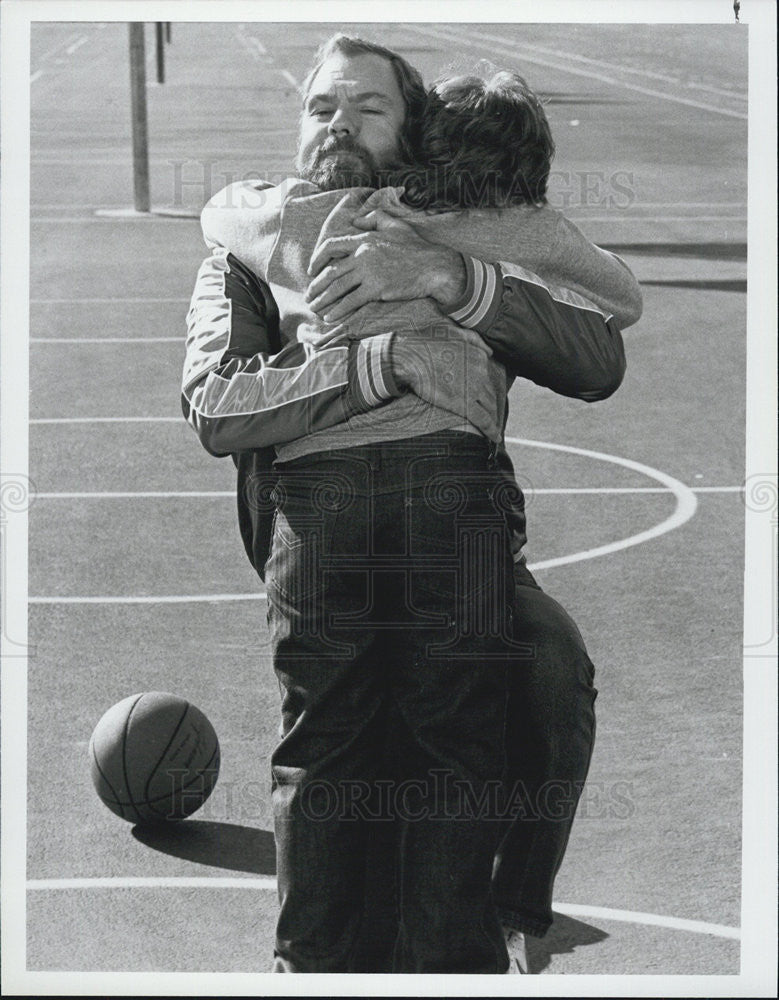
[25,442,718,605]
[33,487,743,499]
[32,31,83,67]
[691,486,745,493]
[31,337,183,344]
[553,903,740,942]
[28,441,701,603]
[27,201,744,212]
[28,876,276,891]
[506,437,698,573]
[605,201,747,210]
[405,24,748,121]
[65,36,87,55]
[279,69,298,88]
[497,41,746,101]
[35,213,746,225]
[31,297,187,304]
[686,80,748,100]
[30,417,181,424]
[38,491,236,499]
[527,486,741,495]
[28,594,266,605]
[32,204,115,210]
[31,159,137,165]
[246,35,267,56]
[23,877,740,940]
[233,25,257,61]
[31,216,192,224]
[565,215,747,224]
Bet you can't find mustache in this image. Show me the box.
[311,135,374,165]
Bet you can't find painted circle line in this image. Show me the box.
[25,877,739,941]
[28,440,698,604]
[506,437,698,572]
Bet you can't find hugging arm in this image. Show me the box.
[182,248,501,454]
[309,232,629,404]
[188,184,639,460]
[308,202,640,402]
[182,248,399,455]
[446,254,627,402]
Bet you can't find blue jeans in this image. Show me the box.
[353,563,598,970]
[265,431,515,973]
[491,561,597,936]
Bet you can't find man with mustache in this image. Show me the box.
[183,35,641,973]
[306,132,380,188]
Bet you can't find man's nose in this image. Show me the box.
[328,106,358,136]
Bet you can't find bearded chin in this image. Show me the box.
[298,149,381,190]
[298,143,386,191]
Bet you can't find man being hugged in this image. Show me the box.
[183,34,641,974]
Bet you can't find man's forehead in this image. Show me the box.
[308,53,402,103]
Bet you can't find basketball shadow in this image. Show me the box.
[132,820,276,875]
[525,911,609,973]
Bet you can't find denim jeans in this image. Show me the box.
[491,560,597,937]
[353,562,598,970]
[265,431,515,973]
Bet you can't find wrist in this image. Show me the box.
[447,256,504,331]
[390,335,412,389]
[428,249,468,309]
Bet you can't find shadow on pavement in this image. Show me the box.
[132,820,276,875]
[526,912,609,973]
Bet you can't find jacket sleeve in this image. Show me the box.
[446,254,627,402]
[181,247,401,455]
[200,179,291,281]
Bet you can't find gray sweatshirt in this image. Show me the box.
[196,179,640,461]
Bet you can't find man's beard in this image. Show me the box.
[297,135,391,190]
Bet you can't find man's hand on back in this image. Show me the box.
[306,221,467,323]
[390,328,502,443]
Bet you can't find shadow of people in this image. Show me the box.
[526,911,609,973]
[132,820,276,875]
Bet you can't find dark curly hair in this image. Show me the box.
[396,71,555,211]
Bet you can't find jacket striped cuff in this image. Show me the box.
[447,255,503,332]
[347,333,401,413]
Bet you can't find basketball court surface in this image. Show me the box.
[1,9,777,997]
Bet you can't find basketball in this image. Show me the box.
[89,691,220,825]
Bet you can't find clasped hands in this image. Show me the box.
[305,191,502,443]
[305,190,466,323]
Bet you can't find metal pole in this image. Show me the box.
[165,21,172,44]
[128,23,151,213]
[155,22,165,84]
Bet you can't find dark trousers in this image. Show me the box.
[353,562,598,970]
[492,561,597,937]
[265,432,515,973]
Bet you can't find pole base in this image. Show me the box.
[94,207,199,220]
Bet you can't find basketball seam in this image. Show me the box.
[103,760,219,806]
[91,740,126,820]
[144,741,220,820]
[142,700,192,812]
[97,746,220,808]
[120,693,146,822]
